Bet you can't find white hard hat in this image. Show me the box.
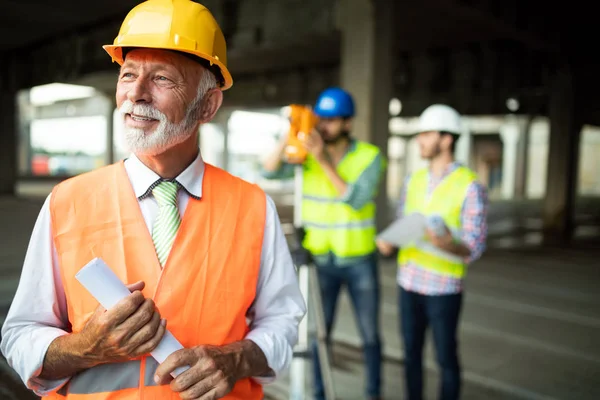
[417,104,462,135]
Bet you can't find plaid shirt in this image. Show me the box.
[396,162,488,295]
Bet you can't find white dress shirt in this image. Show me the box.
[0,153,306,396]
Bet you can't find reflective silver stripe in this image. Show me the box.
[144,357,161,387]
[303,195,338,203]
[412,239,465,264]
[67,360,141,394]
[57,384,68,396]
[304,218,375,230]
[302,195,375,207]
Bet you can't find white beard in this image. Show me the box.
[119,100,196,156]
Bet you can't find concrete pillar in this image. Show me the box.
[514,117,532,199]
[337,0,374,143]
[499,116,521,200]
[338,0,395,229]
[0,56,17,195]
[543,66,582,244]
[16,90,32,176]
[455,127,473,168]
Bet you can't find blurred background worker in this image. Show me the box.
[377,104,488,400]
[262,87,386,400]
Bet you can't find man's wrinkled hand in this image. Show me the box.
[76,281,167,365]
[154,345,241,399]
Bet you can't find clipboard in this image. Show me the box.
[376,212,426,247]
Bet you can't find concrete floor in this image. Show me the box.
[1,194,599,400]
[320,247,600,400]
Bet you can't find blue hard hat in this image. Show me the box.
[314,87,355,118]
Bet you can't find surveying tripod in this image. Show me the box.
[288,163,336,400]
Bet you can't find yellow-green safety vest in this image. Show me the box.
[301,141,382,258]
[398,166,477,278]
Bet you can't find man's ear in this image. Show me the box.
[440,133,454,152]
[197,87,223,124]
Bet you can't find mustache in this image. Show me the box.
[119,100,166,121]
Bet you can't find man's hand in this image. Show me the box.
[39,281,167,380]
[303,129,326,160]
[155,346,237,399]
[425,227,453,250]
[376,239,395,256]
[154,341,271,400]
[76,281,167,365]
[425,228,472,258]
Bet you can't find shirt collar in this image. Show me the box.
[124,152,205,200]
[443,161,461,177]
[429,161,461,181]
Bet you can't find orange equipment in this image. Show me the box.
[283,105,319,164]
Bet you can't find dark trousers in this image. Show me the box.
[399,287,463,400]
[312,254,382,399]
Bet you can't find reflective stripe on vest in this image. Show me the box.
[301,141,381,258]
[46,162,265,400]
[303,216,376,230]
[56,358,163,395]
[397,166,477,278]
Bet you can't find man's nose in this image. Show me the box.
[127,78,152,104]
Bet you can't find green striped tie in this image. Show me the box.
[151,181,181,266]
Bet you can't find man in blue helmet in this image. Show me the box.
[262,87,386,400]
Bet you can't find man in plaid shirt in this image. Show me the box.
[377,104,488,400]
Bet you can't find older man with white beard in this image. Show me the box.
[118,52,217,156]
[0,1,306,399]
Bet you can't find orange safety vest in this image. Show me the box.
[45,161,266,400]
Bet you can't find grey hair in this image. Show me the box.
[183,68,218,128]
[197,68,217,98]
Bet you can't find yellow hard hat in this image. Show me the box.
[103,0,233,90]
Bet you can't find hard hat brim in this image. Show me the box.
[313,110,354,118]
[103,44,233,91]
